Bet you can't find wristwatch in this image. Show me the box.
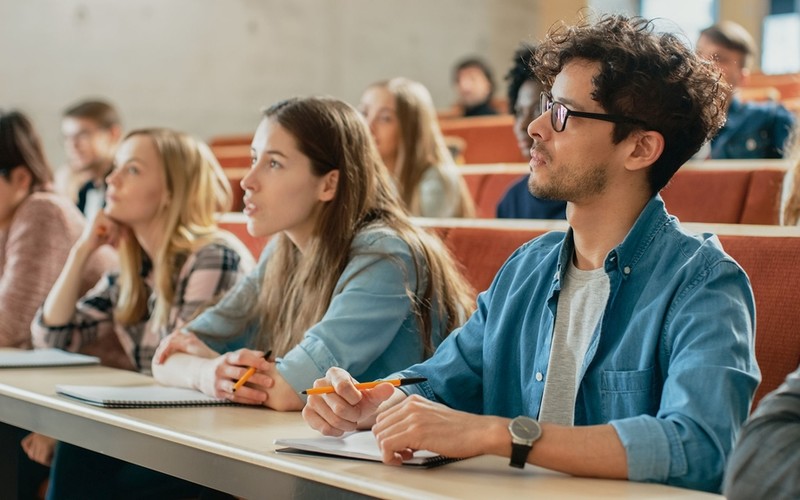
[508,416,542,468]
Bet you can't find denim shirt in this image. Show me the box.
[711,98,795,159]
[399,196,759,492]
[185,225,445,395]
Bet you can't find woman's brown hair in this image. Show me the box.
[369,78,474,217]
[257,96,474,357]
[0,110,54,191]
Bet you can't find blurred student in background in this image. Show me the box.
[496,43,567,220]
[780,129,800,226]
[0,109,116,499]
[57,99,122,220]
[0,109,114,349]
[453,57,498,116]
[696,21,795,159]
[359,78,474,217]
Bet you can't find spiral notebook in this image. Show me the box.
[55,384,236,409]
[0,349,100,368]
[274,431,459,468]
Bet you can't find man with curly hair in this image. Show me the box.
[303,14,759,493]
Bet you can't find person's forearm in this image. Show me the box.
[152,353,211,391]
[480,421,628,479]
[41,244,92,325]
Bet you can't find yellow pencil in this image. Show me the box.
[301,377,427,395]
[232,350,271,392]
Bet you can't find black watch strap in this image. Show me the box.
[509,442,531,469]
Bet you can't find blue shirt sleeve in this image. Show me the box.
[610,259,758,491]
[277,230,425,394]
[398,244,534,413]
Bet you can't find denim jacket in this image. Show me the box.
[185,226,445,395]
[711,98,795,159]
[400,196,759,492]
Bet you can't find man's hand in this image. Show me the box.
[372,395,507,464]
[302,367,400,435]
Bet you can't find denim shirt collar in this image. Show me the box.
[555,195,671,282]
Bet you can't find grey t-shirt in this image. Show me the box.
[539,260,610,425]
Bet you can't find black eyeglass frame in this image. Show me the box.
[540,92,648,132]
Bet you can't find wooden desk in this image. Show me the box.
[0,364,721,499]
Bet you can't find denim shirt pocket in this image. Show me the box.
[600,367,658,421]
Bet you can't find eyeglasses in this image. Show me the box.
[540,92,647,132]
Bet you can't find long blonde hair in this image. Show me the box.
[257,97,474,357]
[370,78,474,217]
[115,128,242,329]
[782,128,800,226]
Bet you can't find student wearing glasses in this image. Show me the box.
[57,99,123,220]
[303,15,759,493]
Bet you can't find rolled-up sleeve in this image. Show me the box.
[611,259,759,492]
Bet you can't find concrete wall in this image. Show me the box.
[1,0,551,165]
[0,0,772,167]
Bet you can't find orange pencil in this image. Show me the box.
[232,350,271,392]
[301,377,427,395]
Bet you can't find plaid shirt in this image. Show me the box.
[32,242,253,374]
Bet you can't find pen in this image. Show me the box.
[301,377,428,395]
[232,350,271,393]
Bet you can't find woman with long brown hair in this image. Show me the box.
[152,96,474,411]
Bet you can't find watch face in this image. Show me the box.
[510,416,541,441]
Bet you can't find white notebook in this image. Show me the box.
[274,431,458,468]
[0,349,100,368]
[56,384,237,409]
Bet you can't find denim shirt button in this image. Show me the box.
[535,371,543,382]
[623,266,631,275]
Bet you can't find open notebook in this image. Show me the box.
[0,349,100,368]
[274,431,459,468]
[56,384,237,409]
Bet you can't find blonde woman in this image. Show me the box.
[781,165,800,226]
[33,128,254,499]
[359,77,474,217]
[152,96,474,414]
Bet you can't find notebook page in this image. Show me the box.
[0,349,100,368]
[275,431,445,465]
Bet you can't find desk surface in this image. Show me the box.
[0,363,721,499]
